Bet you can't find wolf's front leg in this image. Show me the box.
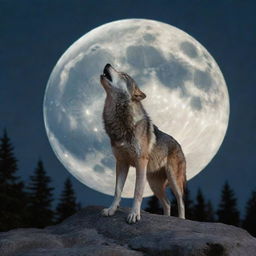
[127,157,148,224]
[102,161,129,216]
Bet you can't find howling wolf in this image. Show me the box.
[100,64,186,223]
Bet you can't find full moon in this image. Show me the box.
[44,19,229,198]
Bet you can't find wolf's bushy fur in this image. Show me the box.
[103,93,136,144]
[100,64,186,223]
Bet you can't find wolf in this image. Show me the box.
[100,64,186,224]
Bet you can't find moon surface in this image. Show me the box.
[43,19,229,198]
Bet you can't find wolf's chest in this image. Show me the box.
[112,141,141,167]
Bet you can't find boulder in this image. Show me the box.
[0,206,255,256]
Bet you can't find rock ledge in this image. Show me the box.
[0,206,255,256]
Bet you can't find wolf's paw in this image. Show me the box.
[126,211,141,224]
[101,207,116,216]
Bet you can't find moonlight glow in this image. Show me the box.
[43,19,229,198]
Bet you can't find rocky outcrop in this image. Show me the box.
[0,206,255,256]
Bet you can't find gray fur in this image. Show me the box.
[100,64,186,223]
[103,93,135,144]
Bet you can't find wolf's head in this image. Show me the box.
[100,64,146,102]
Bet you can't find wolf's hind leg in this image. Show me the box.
[147,170,170,216]
[102,161,129,216]
[166,155,186,219]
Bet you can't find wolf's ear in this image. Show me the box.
[132,87,146,101]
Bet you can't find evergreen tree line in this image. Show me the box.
[1,129,256,237]
[0,130,80,232]
[145,183,256,237]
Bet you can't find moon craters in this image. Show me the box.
[143,33,156,42]
[126,45,165,68]
[190,96,203,111]
[157,57,192,97]
[194,70,214,92]
[94,164,105,173]
[101,156,115,169]
[180,41,199,59]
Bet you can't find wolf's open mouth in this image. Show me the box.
[103,64,112,82]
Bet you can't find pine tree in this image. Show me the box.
[0,129,28,231]
[27,160,54,228]
[193,189,208,221]
[216,182,240,226]
[205,200,215,222]
[56,177,80,223]
[170,196,178,217]
[144,195,162,214]
[243,190,256,236]
[184,188,194,219]
[170,188,193,218]
[0,129,19,184]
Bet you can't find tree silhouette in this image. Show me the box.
[144,195,162,214]
[0,129,28,231]
[27,160,54,228]
[193,188,208,221]
[184,187,194,219]
[205,200,215,222]
[170,196,178,217]
[0,129,19,184]
[170,187,194,218]
[243,190,256,236]
[56,177,80,223]
[217,182,240,226]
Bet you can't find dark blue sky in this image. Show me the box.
[1,0,256,213]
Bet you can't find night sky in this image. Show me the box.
[1,0,256,213]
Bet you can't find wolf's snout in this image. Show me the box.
[103,64,112,82]
[104,63,111,69]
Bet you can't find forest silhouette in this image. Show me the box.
[0,129,255,237]
[0,130,80,231]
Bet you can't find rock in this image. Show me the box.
[0,206,255,256]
